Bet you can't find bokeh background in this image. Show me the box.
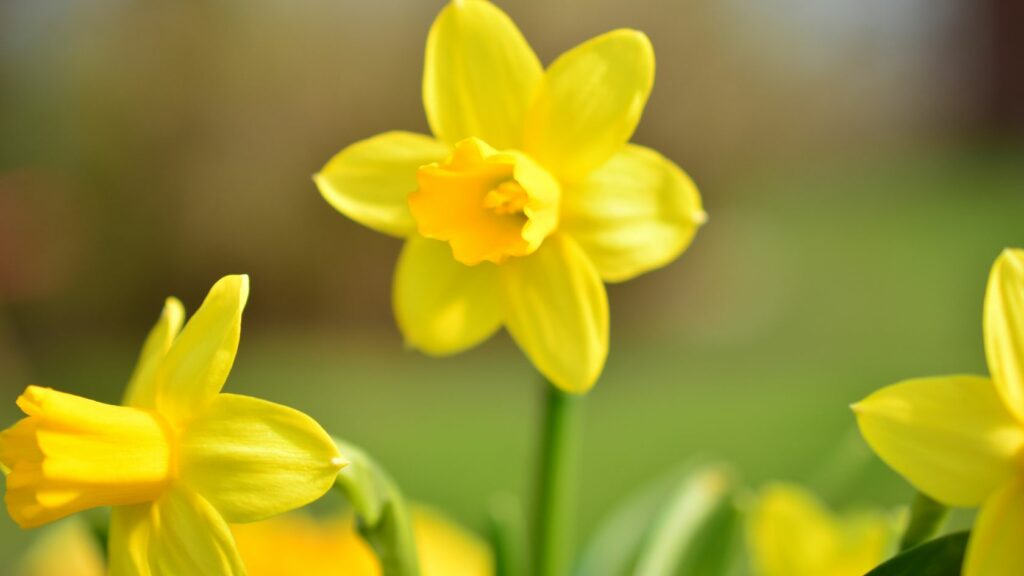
[1,0,1022,568]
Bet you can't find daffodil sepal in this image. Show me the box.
[332,437,420,576]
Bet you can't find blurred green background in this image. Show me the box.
[1,0,1022,568]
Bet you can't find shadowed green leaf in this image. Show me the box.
[865,531,968,576]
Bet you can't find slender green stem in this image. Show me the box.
[899,491,949,551]
[533,381,584,576]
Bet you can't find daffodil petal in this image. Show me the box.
[394,237,503,355]
[963,478,1024,576]
[750,484,891,576]
[123,298,185,409]
[109,504,153,576]
[315,131,450,238]
[563,144,705,283]
[853,375,1024,507]
[413,505,495,576]
[501,234,608,393]
[423,0,542,150]
[179,393,344,524]
[154,275,248,425]
[147,489,246,576]
[524,29,654,183]
[984,248,1024,424]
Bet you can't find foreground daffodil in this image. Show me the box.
[853,249,1024,576]
[748,484,892,576]
[315,0,705,393]
[0,275,345,575]
[232,507,493,576]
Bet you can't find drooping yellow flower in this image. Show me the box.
[315,0,705,393]
[853,249,1024,576]
[232,506,493,576]
[0,275,345,576]
[15,518,105,576]
[748,484,893,576]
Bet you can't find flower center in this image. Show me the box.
[410,137,560,265]
[0,386,174,528]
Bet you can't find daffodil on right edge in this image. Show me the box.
[853,249,1024,576]
[315,0,705,393]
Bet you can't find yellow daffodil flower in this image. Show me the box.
[15,519,105,576]
[748,484,893,576]
[0,275,346,575]
[315,0,705,393]
[232,507,493,576]
[853,249,1024,576]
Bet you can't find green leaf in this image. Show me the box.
[333,438,420,576]
[574,463,742,576]
[488,493,528,576]
[634,466,738,576]
[865,531,968,576]
[898,492,949,552]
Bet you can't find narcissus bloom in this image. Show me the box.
[15,519,105,576]
[316,0,704,393]
[748,484,892,576]
[853,249,1024,576]
[0,275,345,576]
[233,507,493,576]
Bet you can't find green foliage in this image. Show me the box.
[898,492,949,552]
[575,463,743,576]
[333,439,420,576]
[488,494,528,576]
[865,532,968,576]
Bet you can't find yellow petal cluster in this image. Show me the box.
[233,507,492,576]
[315,0,705,393]
[853,249,1024,575]
[0,275,345,576]
[748,484,892,576]
[14,507,491,576]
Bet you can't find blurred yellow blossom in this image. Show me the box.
[853,249,1024,576]
[232,507,492,576]
[315,0,704,393]
[748,484,893,576]
[0,275,345,575]
[14,519,104,576]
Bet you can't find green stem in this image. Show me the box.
[533,381,584,576]
[899,491,949,551]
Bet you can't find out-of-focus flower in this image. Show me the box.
[748,484,893,576]
[14,519,104,576]
[316,0,704,393]
[232,507,493,576]
[853,249,1024,576]
[0,275,345,575]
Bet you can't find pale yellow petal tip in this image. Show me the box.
[331,456,349,470]
[162,297,185,323]
[692,210,709,226]
[849,401,865,415]
[15,385,49,415]
[997,247,1024,270]
[211,274,251,309]
[311,171,328,190]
